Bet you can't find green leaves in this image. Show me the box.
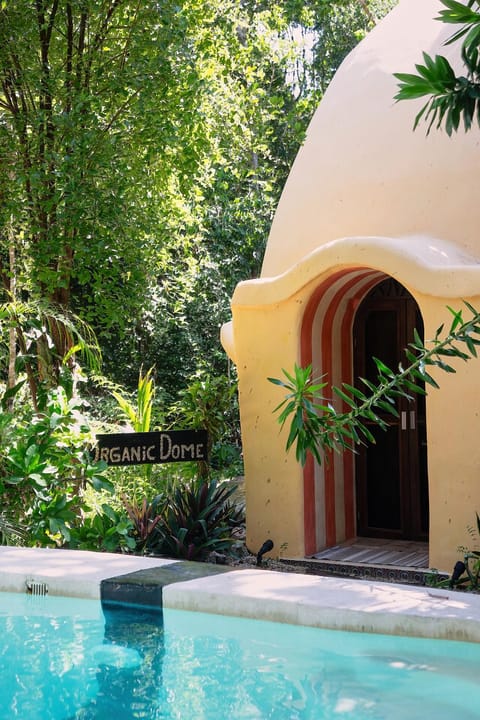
[394,53,475,135]
[437,0,480,26]
[172,370,238,477]
[68,504,136,553]
[268,364,330,465]
[150,478,243,560]
[394,0,480,135]
[112,366,155,433]
[0,368,112,547]
[395,53,457,99]
[122,495,163,553]
[270,303,480,466]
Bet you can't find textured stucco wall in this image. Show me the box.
[222,0,480,571]
[261,0,480,279]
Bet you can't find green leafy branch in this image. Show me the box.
[393,0,480,135]
[268,303,480,466]
[111,366,155,433]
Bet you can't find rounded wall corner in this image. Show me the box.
[220,320,236,364]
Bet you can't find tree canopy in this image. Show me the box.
[0,0,399,552]
[0,0,396,391]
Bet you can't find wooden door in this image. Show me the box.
[354,279,429,540]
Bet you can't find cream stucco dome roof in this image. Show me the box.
[261,0,480,280]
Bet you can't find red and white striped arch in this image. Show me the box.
[300,267,388,555]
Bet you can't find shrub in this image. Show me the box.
[122,495,163,554]
[68,504,136,553]
[0,376,111,546]
[128,478,244,560]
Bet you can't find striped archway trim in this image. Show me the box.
[300,267,386,555]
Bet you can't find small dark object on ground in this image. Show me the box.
[450,560,466,587]
[256,539,274,566]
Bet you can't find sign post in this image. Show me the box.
[93,430,208,467]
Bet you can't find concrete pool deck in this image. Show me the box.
[1,546,480,642]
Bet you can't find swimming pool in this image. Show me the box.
[1,591,479,719]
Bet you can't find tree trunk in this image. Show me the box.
[7,224,16,409]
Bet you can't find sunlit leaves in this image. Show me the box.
[112,366,155,433]
[394,0,480,135]
[1,0,399,396]
[269,364,330,465]
[270,304,480,466]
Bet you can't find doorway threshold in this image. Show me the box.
[314,538,429,567]
[280,538,443,587]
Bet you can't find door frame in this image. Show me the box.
[300,269,429,555]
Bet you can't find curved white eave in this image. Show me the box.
[231,235,480,308]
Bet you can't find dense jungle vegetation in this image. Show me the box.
[0,0,396,557]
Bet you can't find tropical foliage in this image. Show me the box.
[147,478,243,560]
[0,0,395,397]
[0,370,111,546]
[394,0,480,134]
[0,1,397,555]
[453,512,480,590]
[269,304,480,466]
[426,513,480,591]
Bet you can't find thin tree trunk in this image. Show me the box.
[357,0,375,25]
[7,221,16,408]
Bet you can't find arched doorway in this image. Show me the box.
[353,278,429,540]
[300,269,430,554]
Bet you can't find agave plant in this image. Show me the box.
[152,478,244,560]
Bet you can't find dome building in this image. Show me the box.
[221,0,480,572]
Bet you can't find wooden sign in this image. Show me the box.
[93,430,208,466]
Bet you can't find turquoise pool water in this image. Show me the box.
[0,592,479,719]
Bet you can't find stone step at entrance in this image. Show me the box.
[314,538,429,567]
[280,539,447,586]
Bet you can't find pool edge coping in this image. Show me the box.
[1,547,480,643]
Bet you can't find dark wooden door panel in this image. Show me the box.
[354,279,429,541]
